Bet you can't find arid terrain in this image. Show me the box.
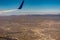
[0,15,60,40]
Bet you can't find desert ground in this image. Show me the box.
[0,15,60,40]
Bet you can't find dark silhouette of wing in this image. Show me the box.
[18,0,24,9]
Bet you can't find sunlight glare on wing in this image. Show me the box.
[0,9,18,14]
[3,9,18,12]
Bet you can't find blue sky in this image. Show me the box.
[0,0,60,12]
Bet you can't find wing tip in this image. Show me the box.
[18,0,24,9]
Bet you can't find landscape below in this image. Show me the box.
[0,15,60,40]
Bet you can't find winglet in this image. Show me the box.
[18,0,24,9]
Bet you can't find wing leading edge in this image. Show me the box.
[0,0,24,13]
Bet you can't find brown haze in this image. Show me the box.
[0,15,60,40]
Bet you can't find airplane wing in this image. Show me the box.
[18,0,24,9]
[0,0,24,13]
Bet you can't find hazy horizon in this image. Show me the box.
[0,0,60,15]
